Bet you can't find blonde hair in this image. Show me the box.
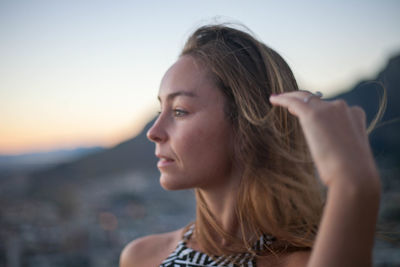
[181,24,324,259]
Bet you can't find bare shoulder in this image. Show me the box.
[284,250,311,267]
[257,250,311,267]
[120,228,184,267]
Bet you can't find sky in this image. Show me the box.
[1,0,399,155]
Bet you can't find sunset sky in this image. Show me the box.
[1,0,399,155]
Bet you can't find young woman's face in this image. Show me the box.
[147,56,236,191]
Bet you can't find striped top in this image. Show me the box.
[159,225,275,267]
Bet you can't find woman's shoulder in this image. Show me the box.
[283,250,310,267]
[120,227,184,267]
[257,250,311,267]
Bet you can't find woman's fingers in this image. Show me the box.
[269,91,320,117]
[269,91,374,186]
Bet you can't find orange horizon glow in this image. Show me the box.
[0,112,155,155]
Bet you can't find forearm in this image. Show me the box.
[308,170,381,267]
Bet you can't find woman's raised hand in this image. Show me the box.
[269,91,379,188]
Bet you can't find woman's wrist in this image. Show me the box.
[319,152,380,187]
[325,167,381,200]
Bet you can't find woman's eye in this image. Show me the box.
[173,109,187,117]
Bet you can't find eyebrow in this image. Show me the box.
[158,91,198,102]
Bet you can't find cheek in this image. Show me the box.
[176,126,209,159]
[178,121,233,168]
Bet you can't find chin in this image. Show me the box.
[159,174,192,191]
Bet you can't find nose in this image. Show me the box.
[146,116,168,143]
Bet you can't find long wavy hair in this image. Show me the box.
[180,24,324,259]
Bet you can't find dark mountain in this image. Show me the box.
[332,53,400,158]
[28,120,157,198]
[0,146,103,173]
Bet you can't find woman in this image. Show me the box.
[120,24,381,266]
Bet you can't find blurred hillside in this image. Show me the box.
[26,124,158,201]
[332,54,400,158]
[0,53,399,266]
[0,147,104,174]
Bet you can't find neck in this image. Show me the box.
[195,168,244,245]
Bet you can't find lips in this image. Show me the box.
[156,154,175,168]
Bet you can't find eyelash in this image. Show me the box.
[157,108,188,117]
[173,109,188,117]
